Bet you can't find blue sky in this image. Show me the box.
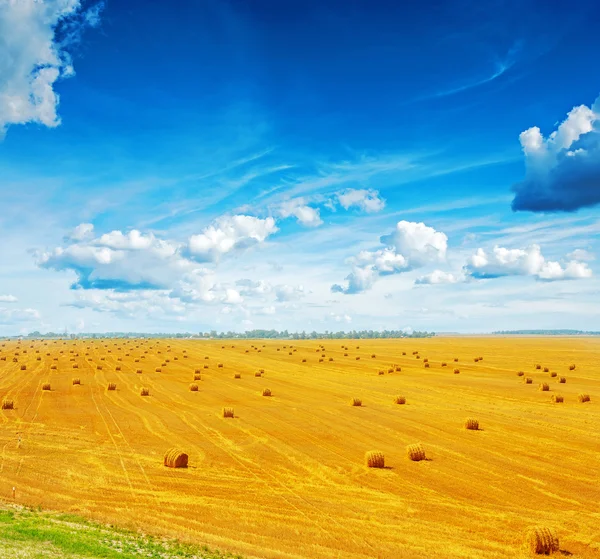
[1,0,599,335]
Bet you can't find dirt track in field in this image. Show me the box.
[0,337,599,558]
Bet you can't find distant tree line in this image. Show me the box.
[15,329,436,340]
[493,329,600,336]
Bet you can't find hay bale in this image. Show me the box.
[378,370,385,375]
[393,395,406,405]
[424,363,430,368]
[371,354,376,358]
[344,353,348,356]
[543,367,549,373]
[223,407,234,418]
[387,368,394,374]
[155,367,161,372]
[351,397,362,406]
[36,356,41,361]
[42,383,51,391]
[255,371,262,377]
[454,358,458,362]
[20,364,26,371]
[517,371,524,376]
[189,383,199,391]
[2,399,14,410]
[535,364,541,370]
[539,383,549,391]
[116,366,121,371]
[262,388,272,397]
[355,356,360,360]
[524,377,532,384]
[464,417,479,430]
[204,356,209,359]
[193,373,201,381]
[140,387,150,396]
[423,358,428,363]
[319,358,324,362]
[164,448,188,468]
[218,363,223,368]
[441,362,447,367]
[234,373,241,379]
[402,352,406,356]
[50,364,57,370]
[406,443,426,461]
[551,394,563,403]
[474,357,479,362]
[524,526,559,555]
[549,371,557,377]
[97,365,102,370]
[107,383,116,391]
[136,369,142,374]
[72,378,80,385]
[558,377,566,383]
[395,366,401,372]
[365,451,384,468]
[302,358,307,363]
[329,357,334,361]
[416,355,421,359]
[569,364,576,371]
[578,393,590,403]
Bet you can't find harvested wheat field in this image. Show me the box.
[0,337,599,559]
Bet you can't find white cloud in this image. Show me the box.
[465,244,592,281]
[188,215,278,261]
[567,249,595,262]
[0,0,101,135]
[330,312,352,323]
[274,284,305,302]
[222,289,243,305]
[0,295,18,303]
[278,198,323,227]
[332,221,448,294]
[0,306,40,325]
[69,222,94,241]
[415,270,461,285]
[512,94,600,212]
[381,220,447,265]
[336,188,385,213]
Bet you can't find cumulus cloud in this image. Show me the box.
[188,215,278,261]
[274,284,305,302]
[567,249,595,261]
[336,189,385,213]
[0,306,40,325]
[415,270,461,285]
[464,244,592,281]
[511,94,600,212]
[37,230,188,290]
[69,222,94,241]
[0,0,102,136]
[330,312,352,323]
[278,198,323,227]
[332,221,447,294]
[0,295,18,303]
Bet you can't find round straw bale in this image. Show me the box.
[140,387,150,396]
[20,364,26,371]
[234,373,241,379]
[222,406,234,418]
[558,376,566,383]
[365,451,384,468]
[406,443,426,461]
[164,448,188,468]
[569,364,576,371]
[262,388,272,396]
[393,395,406,405]
[42,383,51,391]
[351,397,362,406]
[193,373,201,381]
[543,367,549,373]
[464,417,479,430]
[524,526,559,555]
[107,383,116,391]
[155,367,161,372]
[218,363,223,368]
[2,399,14,410]
[50,364,57,370]
[524,377,532,384]
[578,393,590,403]
[517,371,524,376]
[549,371,557,377]
[551,394,563,403]
[72,378,80,385]
[539,383,549,391]
[136,369,142,374]
[189,383,199,391]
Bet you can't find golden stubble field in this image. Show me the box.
[0,337,598,559]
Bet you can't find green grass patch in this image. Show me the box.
[0,504,243,559]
